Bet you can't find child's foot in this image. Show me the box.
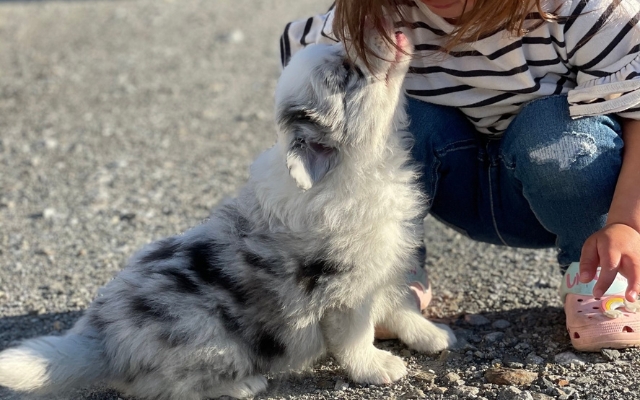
[374,267,432,340]
[561,262,640,352]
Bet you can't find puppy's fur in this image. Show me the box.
[0,32,455,400]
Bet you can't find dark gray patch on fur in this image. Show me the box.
[317,63,348,95]
[207,304,242,334]
[140,238,181,264]
[353,64,365,79]
[123,363,159,385]
[175,363,236,388]
[88,298,110,332]
[130,296,175,327]
[277,104,335,139]
[220,206,253,237]
[88,312,109,332]
[278,107,318,128]
[219,369,239,381]
[297,257,342,294]
[341,60,365,83]
[235,215,253,237]
[185,241,218,284]
[158,330,190,348]
[186,241,248,306]
[241,251,280,275]
[255,331,286,360]
[157,268,200,294]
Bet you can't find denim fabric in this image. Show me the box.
[407,95,624,267]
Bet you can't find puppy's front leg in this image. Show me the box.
[378,292,457,353]
[321,302,407,384]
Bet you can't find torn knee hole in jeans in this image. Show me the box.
[528,132,597,170]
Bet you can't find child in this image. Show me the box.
[280,0,640,351]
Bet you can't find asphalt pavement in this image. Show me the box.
[0,1,638,399]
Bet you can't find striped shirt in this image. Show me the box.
[280,0,640,137]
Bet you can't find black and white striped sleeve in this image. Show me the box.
[280,6,338,67]
[565,0,640,119]
[280,5,339,68]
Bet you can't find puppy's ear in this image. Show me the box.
[286,132,338,191]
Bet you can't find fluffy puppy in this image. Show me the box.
[0,31,455,400]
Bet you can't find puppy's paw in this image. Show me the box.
[348,349,407,384]
[401,321,457,354]
[223,375,268,398]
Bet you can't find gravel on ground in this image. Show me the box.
[0,1,638,399]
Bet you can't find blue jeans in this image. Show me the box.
[407,95,624,268]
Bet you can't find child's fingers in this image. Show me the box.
[592,248,621,298]
[579,235,600,283]
[620,257,640,302]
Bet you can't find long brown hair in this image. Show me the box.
[333,0,557,66]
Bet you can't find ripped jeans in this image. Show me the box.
[407,94,624,268]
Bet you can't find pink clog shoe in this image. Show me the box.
[561,262,640,352]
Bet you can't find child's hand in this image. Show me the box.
[579,223,640,302]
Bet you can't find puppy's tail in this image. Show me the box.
[0,331,107,394]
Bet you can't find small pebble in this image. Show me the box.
[484,331,505,343]
[539,377,554,389]
[573,375,595,385]
[464,313,491,326]
[219,29,245,43]
[514,391,535,400]
[485,367,538,386]
[546,387,567,398]
[453,386,480,397]
[412,370,436,385]
[439,349,451,361]
[530,393,554,400]
[600,348,620,361]
[497,386,522,400]
[43,208,56,219]
[431,386,448,394]
[443,372,461,384]
[525,352,545,365]
[334,379,348,391]
[400,388,426,399]
[493,319,512,329]
[505,361,525,369]
[554,352,585,365]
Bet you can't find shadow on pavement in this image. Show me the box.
[0,306,570,354]
[0,306,569,345]
[0,305,609,400]
[0,310,84,349]
[424,305,578,359]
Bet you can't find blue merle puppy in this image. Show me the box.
[0,31,455,400]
